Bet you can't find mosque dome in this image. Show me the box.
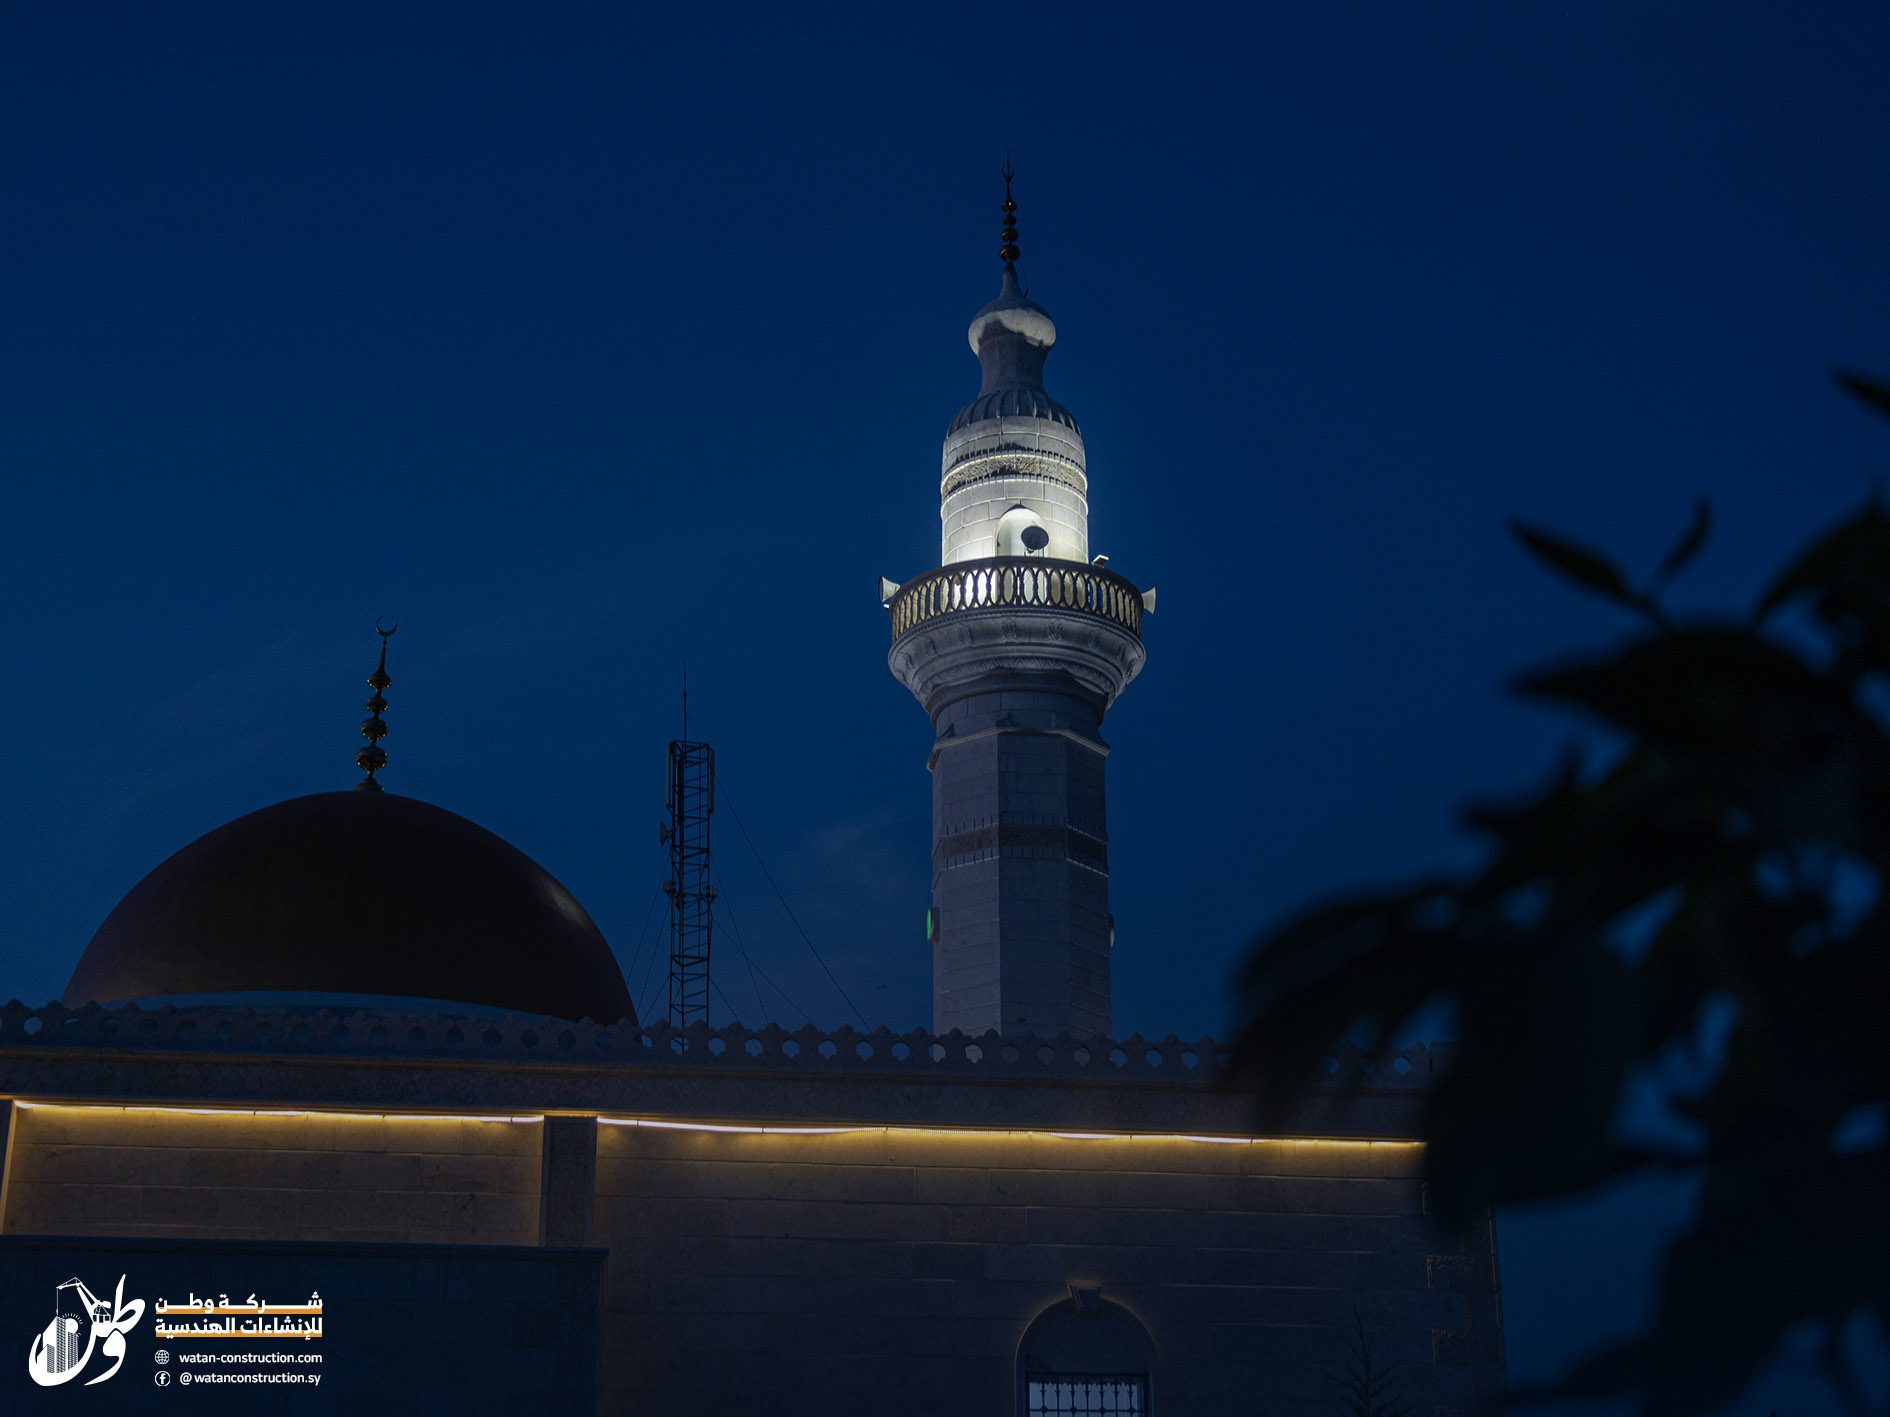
[63,790,636,1024]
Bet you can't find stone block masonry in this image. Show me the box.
[929,686,1119,1038]
[593,1123,1493,1415]
[2,1104,541,1245]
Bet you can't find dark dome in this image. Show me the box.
[65,791,635,1024]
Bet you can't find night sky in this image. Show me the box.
[3,5,1887,1411]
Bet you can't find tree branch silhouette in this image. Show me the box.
[1235,371,1890,1416]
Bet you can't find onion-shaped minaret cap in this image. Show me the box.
[354,617,396,792]
[967,163,1057,360]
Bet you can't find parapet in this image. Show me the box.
[0,1000,1441,1140]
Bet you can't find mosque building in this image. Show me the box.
[0,178,1506,1415]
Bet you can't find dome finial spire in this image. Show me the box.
[999,155,1020,269]
[354,617,396,793]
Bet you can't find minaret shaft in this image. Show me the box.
[929,680,1113,1038]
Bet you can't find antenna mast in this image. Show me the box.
[662,673,715,1027]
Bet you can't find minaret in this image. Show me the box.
[884,168,1150,1039]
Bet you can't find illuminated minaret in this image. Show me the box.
[884,168,1151,1039]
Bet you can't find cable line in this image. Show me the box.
[623,884,662,1003]
[714,899,817,1027]
[708,975,749,1027]
[637,909,668,1018]
[716,779,870,1029]
[710,869,771,1023]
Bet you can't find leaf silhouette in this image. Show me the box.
[1753,502,1890,686]
[1653,498,1711,586]
[1515,627,1838,761]
[1511,520,1638,606]
[1835,368,1890,425]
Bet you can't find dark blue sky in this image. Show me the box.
[4,4,1887,1410]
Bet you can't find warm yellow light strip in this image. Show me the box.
[11,1101,540,1124]
[7,1101,1420,1148]
[599,1117,1421,1148]
[600,1117,871,1136]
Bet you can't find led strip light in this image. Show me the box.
[8,1100,1420,1148]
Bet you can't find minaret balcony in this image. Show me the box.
[887,557,1148,715]
[887,556,1144,642]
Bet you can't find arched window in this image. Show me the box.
[1016,1287,1157,1415]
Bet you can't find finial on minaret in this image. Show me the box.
[999,157,1020,268]
[353,617,396,793]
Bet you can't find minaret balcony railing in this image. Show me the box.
[888,557,1143,641]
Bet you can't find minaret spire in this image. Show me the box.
[1000,158,1020,268]
[354,617,396,793]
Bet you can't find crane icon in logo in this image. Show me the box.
[27,1274,144,1387]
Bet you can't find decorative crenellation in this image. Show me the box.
[0,1000,1440,1090]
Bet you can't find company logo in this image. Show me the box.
[27,1274,144,1388]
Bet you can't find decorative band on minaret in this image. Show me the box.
[882,168,1154,1040]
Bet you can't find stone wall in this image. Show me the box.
[2,1104,540,1245]
[594,1121,1503,1415]
[943,472,1090,564]
[931,687,1116,1039]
